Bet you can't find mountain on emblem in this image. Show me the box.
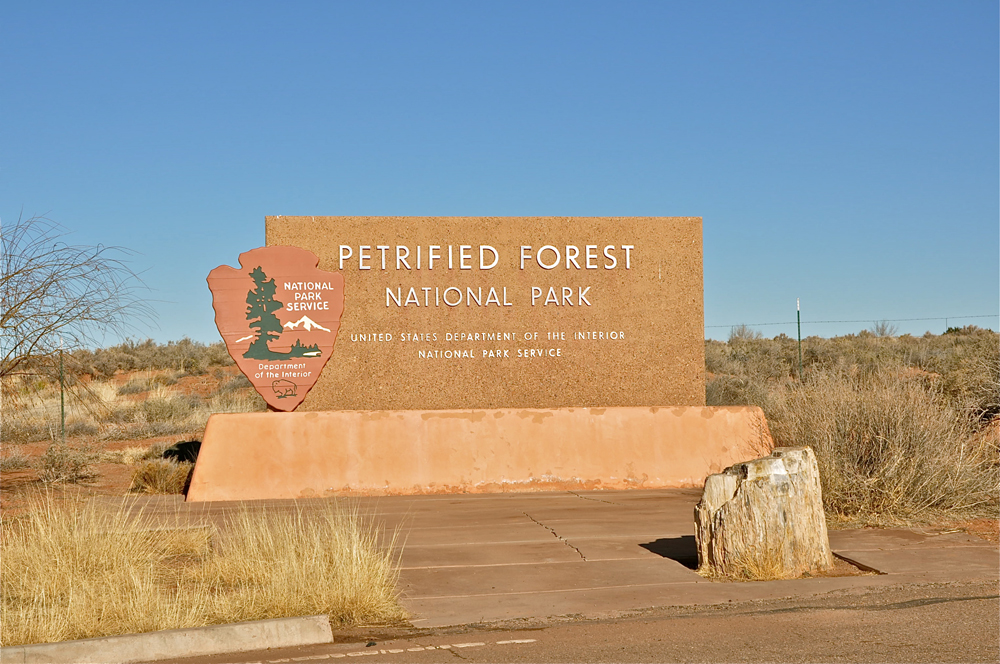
[283,316,331,332]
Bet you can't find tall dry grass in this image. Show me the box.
[0,498,405,646]
[198,507,405,627]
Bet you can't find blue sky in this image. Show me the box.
[3,1,997,344]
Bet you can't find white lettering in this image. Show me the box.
[396,246,411,270]
[480,245,499,269]
[537,246,560,270]
[603,245,617,269]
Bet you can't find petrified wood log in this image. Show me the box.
[694,446,833,579]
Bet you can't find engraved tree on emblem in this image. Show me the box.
[243,266,321,360]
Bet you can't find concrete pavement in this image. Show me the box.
[88,488,998,627]
[67,488,999,662]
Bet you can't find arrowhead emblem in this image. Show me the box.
[207,246,344,411]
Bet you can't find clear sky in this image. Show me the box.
[3,1,997,344]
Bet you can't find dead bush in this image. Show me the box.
[129,460,193,494]
[767,368,999,524]
[37,444,99,484]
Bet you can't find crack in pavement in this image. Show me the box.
[568,491,623,505]
[523,512,587,560]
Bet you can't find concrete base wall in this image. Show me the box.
[186,406,772,502]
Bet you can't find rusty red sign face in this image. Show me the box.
[207,246,344,411]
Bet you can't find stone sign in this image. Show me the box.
[264,216,704,410]
[207,246,344,411]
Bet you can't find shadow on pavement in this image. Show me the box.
[639,536,698,569]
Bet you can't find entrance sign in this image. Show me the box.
[207,246,344,411]
[265,216,705,411]
[189,215,773,502]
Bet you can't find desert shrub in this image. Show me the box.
[117,376,153,395]
[75,338,233,379]
[766,368,998,524]
[216,374,252,393]
[37,444,99,484]
[0,419,49,445]
[65,421,100,438]
[0,449,32,471]
[130,460,193,494]
[1,499,404,645]
[138,392,198,423]
[706,336,794,410]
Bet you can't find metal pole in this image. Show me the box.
[59,342,65,443]
[796,298,803,380]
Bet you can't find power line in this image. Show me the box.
[705,314,999,329]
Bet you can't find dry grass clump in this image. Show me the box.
[698,544,788,582]
[767,368,998,525]
[100,444,163,465]
[129,460,193,494]
[0,498,405,646]
[1,499,210,645]
[198,507,405,627]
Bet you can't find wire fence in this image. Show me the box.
[705,313,998,330]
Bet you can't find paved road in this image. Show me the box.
[167,580,999,664]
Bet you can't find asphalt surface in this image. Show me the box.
[162,580,999,663]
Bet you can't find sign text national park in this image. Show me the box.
[266,216,704,411]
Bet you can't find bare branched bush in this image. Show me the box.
[728,324,764,342]
[37,444,99,484]
[0,215,154,378]
[870,320,899,338]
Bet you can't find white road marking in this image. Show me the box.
[271,637,538,662]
